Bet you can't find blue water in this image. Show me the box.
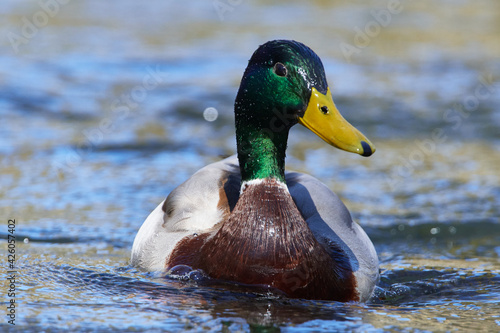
[1,1,500,332]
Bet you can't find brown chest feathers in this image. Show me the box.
[166,178,358,301]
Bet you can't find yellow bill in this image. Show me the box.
[298,87,375,156]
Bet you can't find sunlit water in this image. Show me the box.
[1,1,499,332]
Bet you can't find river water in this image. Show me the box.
[1,1,499,332]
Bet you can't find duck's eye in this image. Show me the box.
[274,62,287,77]
[320,106,329,114]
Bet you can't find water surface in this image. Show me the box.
[1,1,499,331]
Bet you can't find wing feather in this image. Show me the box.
[130,156,240,270]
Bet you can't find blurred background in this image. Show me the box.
[1,1,499,332]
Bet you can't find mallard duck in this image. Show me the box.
[131,40,378,302]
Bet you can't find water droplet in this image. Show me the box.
[203,107,218,122]
[188,270,205,281]
[168,264,192,277]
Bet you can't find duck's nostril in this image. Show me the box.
[320,105,329,114]
[361,141,372,156]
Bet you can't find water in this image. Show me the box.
[1,1,500,331]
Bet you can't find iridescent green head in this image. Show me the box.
[235,40,375,182]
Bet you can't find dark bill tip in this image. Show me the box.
[361,141,373,157]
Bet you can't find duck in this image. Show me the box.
[131,40,379,302]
